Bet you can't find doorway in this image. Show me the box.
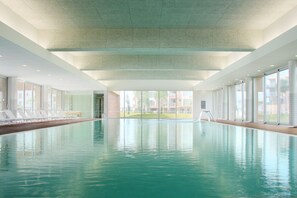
[94,94,104,118]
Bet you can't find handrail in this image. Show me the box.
[198,110,216,121]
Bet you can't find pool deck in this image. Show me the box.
[1,118,297,136]
[216,119,297,136]
[0,118,94,135]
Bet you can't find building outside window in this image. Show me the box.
[264,69,289,125]
[265,72,278,123]
[120,91,193,119]
[17,81,42,112]
[279,69,289,124]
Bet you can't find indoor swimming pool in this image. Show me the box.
[0,119,296,197]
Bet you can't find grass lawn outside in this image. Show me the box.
[120,113,193,119]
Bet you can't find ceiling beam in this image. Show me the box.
[83,70,217,80]
[74,54,227,70]
[48,48,254,52]
[194,25,297,90]
[80,68,221,71]
[42,28,262,52]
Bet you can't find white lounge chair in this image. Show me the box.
[4,110,24,123]
[25,110,44,121]
[0,111,9,125]
[17,109,35,122]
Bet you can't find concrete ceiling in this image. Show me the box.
[1,0,296,29]
[0,0,297,90]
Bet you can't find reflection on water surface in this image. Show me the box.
[0,119,296,197]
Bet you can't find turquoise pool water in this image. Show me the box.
[0,119,296,197]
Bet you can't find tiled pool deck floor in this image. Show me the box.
[216,119,297,136]
[0,118,93,134]
[1,118,297,136]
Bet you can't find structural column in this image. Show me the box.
[7,77,17,112]
[228,85,235,121]
[289,60,297,126]
[41,85,50,111]
[245,78,253,122]
[223,86,229,120]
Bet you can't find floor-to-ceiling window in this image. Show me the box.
[120,92,125,117]
[120,91,193,119]
[64,92,71,111]
[33,85,41,111]
[51,89,63,111]
[242,83,246,121]
[234,82,246,121]
[0,77,7,110]
[122,91,141,118]
[17,80,41,112]
[176,91,193,119]
[24,83,33,111]
[279,69,289,124]
[142,91,159,119]
[265,72,278,123]
[51,89,57,111]
[47,87,52,111]
[160,91,176,119]
[264,68,289,125]
[235,83,243,121]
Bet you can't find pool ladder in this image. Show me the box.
[198,110,216,121]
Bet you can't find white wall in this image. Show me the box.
[107,91,120,118]
[193,91,213,120]
[69,91,93,118]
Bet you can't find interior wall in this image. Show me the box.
[107,91,120,118]
[7,77,17,111]
[193,91,213,120]
[69,91,93,118]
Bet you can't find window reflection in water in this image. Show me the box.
[0,120,296,195]
[195,122,296,192]
[107,119,194,152]
[0,136,10,171]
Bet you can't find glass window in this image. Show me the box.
[17,80,25,110]
[235,84,243,120]
[17,81,42,111]
[142,91,158,119]
[120,92,125,118]
[56,90,62,110]
[213,91,218,118]
[160,91,176,119]
[265,73,278,123]
[242,83,246,121]
[24,83,33,111]
[119,91,193,119]
[279,70,289,124]
[64,93,71,111]
[51,89,57,111]
[234,82,247,121]
[176,91,193,119]
[124,91,142,118]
